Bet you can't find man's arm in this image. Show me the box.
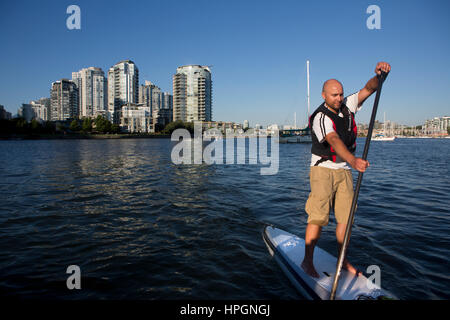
[325,132,369,172]
[357,62,391,107]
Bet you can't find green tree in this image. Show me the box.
[154,122,165,133]
[162,120,183,134]
[43,121,55,134]
[447,126,450,135]
[15,118,29,134]
[185,121,194,134]
[81,118,92,133]
[162,120,195,135]
[56,123,66,133]
[0,119,15,134]
[111,124,120,134]
[70,119,81,132]
[94,115,114,133]
[30,119,42,133]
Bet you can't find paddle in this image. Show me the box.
[329,71,388,300]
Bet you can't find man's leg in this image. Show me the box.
[303,166,332,278]
[336,223,361,275]
[334,169,361,276]
[301,223,321,278]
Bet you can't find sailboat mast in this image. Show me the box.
[307,60,310,125]
[294,112,297,129]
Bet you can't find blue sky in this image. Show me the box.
[1,0,449,126]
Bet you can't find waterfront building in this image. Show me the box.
[243,120,249,130]
[18,104,34,122]
[17,99,49,122]
[201,121,243,134]
[267,124,280,134]
[139,81,157,112]
[151,85,162,113]
[120,103,152,133]
[108,60,139,124]
[153,92,173,130]
[163,92,173,111]
[50,79,79,121]
[154,92,173,129]
[424,116,450,135]
[443,117,450,132]
[139,81,173,130]
[72,67,107,118]
[30,98,50,122]
[173,65,212,122]
[37,98,51,120]
[0,105,12,120]
[153,107,172,130]
[139,81,164,113]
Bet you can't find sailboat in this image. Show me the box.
[280,60,312,143]
[373,112,395,141]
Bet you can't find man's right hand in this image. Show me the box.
[325,132,371,172]
[350,157,370,172]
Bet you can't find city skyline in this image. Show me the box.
[1,0,450,127]
[5,54,448,130]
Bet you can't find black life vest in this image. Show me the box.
[309,103,357,165]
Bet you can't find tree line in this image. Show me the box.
[1,116,196,136]
[69,116,120,134]
[0,115,121,135]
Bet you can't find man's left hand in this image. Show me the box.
[375,62,391,75]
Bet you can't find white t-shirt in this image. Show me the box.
[310,91,361,169]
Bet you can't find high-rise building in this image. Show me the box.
[173,65,212,122]
[72,67,107,118]
[243,120,249,130]
[18,101,49,122]
[140,81,173,130]
[139,80,161,113]
[30,98,50,122]
[108,60,139,123]
[162,92,173,111]
[18,104,34,122]
[424,116,450,135]
[157,91,173,126]
[120,104,152,133]
[0,105,12,120]
[37,98,51,120]
[153,93,173,130]
[50,79,79,121]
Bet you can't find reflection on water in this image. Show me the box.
[0,138,449,299]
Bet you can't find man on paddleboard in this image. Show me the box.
[301,62,391,278]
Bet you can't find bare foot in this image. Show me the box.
[342,260,362,277]
[301,260,320,278]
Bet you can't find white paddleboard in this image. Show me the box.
[263,225,395,300]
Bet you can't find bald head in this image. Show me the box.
[321,79,344,112]
[322,79,343,93]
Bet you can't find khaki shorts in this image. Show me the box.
[305,166,354,226]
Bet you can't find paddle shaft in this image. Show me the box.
[329,71,388,300]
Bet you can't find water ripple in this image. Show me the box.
[0,138,449,299]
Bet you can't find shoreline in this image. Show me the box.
[0,133,172,140]
[2,133,449,141]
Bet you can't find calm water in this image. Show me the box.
[0,138,449,299]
